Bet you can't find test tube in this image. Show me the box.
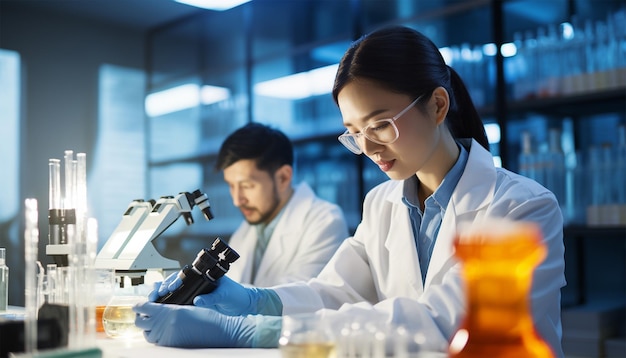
[36,261,45,310]
[75,153,87,262]
[64,150,75,211]
[64,151,77,247]
[47,263,57,304]
[24,198,39,353]
[76,153,87,224]
[87,217,98,265]
[84,218,98,343]
[49,159,62,245]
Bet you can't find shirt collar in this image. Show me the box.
[402,141,469,210]
[254,204,286,243]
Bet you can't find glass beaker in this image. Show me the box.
[102,295,146,339]
[279,313,336,358]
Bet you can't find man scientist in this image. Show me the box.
[211,122,349,286]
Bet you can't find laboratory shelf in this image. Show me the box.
[145,0,626,310]
[478,87,626,118]
[562,225,626,308]
[506,87,626,117]
[563,225,626,239]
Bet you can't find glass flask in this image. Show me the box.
[279,313,336,358]
[102,295,146,339]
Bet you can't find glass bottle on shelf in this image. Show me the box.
[617,124,626,225]
[560,16,587,95]
[509,31,527,101]
[518,131,533,179]
[583,19,597,92]
[523,30,539,99]
[544,128,566,219]
[569,150,587,225]
[586,145,601,226]
[611,8,626,84]
[587,143,614,226]
[593,20,612,90]
[535,27,550,97]
[536,25,561,97]
[601,143,619,225]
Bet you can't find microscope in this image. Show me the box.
[95,189,215,286]
[21,152,236,357]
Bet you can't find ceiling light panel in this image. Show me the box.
[175,0,251,11]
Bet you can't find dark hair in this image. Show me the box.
[215,122,294,173]
[332,26,489,151]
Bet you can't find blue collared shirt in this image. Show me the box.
[251,207,285,281]
[401,142,469,283]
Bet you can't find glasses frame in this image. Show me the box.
[338,95,424,155]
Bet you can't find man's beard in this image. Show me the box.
[244,183,281,225]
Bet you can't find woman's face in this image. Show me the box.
[337,78,443,180]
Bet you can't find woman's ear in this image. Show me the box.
[431,86,450,126]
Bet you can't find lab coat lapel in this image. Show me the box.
[254,184,311,283]
[228,225,257,284]
[424,140,496,289]
[384,183,424,295]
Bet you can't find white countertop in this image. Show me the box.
[3,307,280,357]
[96,335,281,358]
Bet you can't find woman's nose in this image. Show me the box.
[361,136,382,156]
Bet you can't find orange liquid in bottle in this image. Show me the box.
[96,305,106,333]
[449,221,554,358]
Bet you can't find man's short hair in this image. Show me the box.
[215,122,294,174]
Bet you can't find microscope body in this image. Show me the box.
[95,190,214,286]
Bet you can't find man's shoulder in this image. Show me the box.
[289,182,345,217]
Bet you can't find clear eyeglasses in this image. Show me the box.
[337,95,424,155]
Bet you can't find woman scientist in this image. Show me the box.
[134,26,566,356]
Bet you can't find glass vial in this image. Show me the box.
[0,247,8,311]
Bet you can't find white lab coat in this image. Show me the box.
[227,182,349,287]
[273,139,566,356]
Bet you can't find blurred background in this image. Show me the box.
[0,0,625,355]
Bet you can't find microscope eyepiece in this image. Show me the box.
[155,237,239,305]
[192,189,214,221]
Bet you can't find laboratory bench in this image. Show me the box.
[1,306,280,358]
[95,335,280,358]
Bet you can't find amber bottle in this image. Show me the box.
[449,220,554,358]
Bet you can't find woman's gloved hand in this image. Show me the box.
[133,302,255,348]
[192,275,283,316]
[148,272,182,302]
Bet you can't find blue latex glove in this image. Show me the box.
[193,275,282,316]
[133,302,255,348]
[148,271,182,302]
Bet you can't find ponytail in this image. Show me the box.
[446,66,490,151]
